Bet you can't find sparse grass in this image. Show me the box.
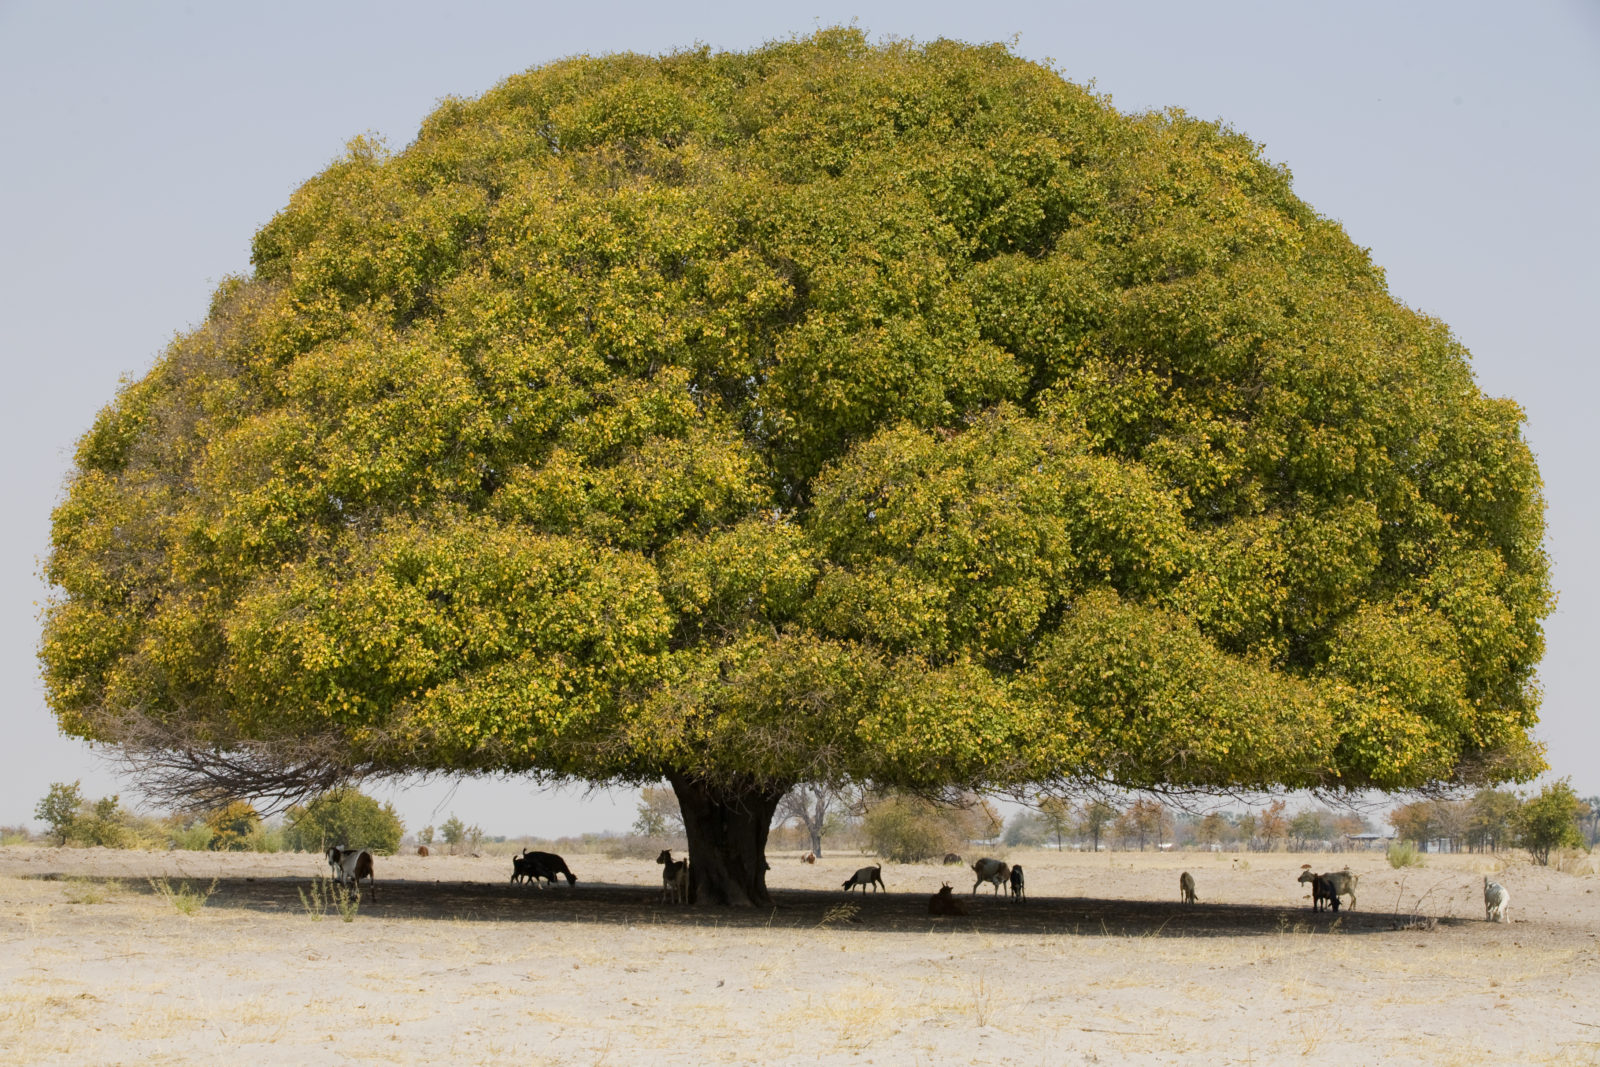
[63,877,118,904]
[1550,849,1598,876]
[815,901,860,927]
[297,874,360,921]
[147,877,217,915]
[1387,841,1425,868]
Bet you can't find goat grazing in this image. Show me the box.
[1009,864,1025,902]
[325,846,376,902]
[657,849,690,904]
[943,853,963,866]
[1180,871,1197,904]
[801,851,816,864]
[1298,868,1357,912]
[971,857,1011,895]
[928,883,968,916]
[1484,877,1510,923]
[512,849,577,888]
[842,864,884,892]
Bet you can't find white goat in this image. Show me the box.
[1484,877,1510,923]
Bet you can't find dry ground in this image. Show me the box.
[1,845,1596,1065]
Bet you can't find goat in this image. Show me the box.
[1009,864,1025,902]
[513,849,577,888]
[416,845,429,857]
[1298,868,1358,912]
[657,849,690,904]
[325,846,376,902]
[842,864,884,892]
[1484,877,1510,923]
[1180,871,1197,904]
[943,852,963,866]
[971,857,1011,895]
[928,883,968,916]
[1299,867,1358,911]
[801,851,816,864]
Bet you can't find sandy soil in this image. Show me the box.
[1,845,1596,1065]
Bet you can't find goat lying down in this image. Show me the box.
[928,883,967,916]
[326,846,376,902]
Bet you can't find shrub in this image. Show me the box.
[204,800,261,851]
[75,795,128,848]
[0,825,32,846]
[1386,841,1424,868]
[283,788,404,853]
[1516,779,1585,866]
[35,781,84,845]
[167,821,215,851]
[862,793,996,862]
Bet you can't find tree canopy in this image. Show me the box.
[43,30,1550,901]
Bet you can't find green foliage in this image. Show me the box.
[41,30,1551,807]
[204,801,261,851]
[35,782,83,845]
[862,792,998,862]
[167,821,215,851]
[1386,841,1424,868]
[439,815,466,850]
[1515,779,1584,866]
[282,788,404,853]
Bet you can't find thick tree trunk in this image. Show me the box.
[809,827,823,859]
[668,774,787,907]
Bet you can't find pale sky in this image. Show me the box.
[1,1,1595,837]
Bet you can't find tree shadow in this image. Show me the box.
[90,874,1455,937]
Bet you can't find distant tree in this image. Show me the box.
[1003,811,1047,848]
[1578,796,1600,849]
[1258,800,1289,851]
[633,784,685,839]
[1289,809,1330,850]
[418,825,435,848]
[1236,812,1259,850]
[1080,800,1119,853]
[1332,812,1373,842]
[862,792,996,862]
[35,781,84,846]
[283,788,404,854]
[438,815,466,853]
[1466,789,1520,852]
[1128,798,1166,851]
[1515,779,1584,866]
[776,783,851,857]
[204,801,261,851]
[1198,812,1227,847]
[1389,801,1437,849]
[1038,796,1073,850]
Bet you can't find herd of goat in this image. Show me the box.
[320,845,1514,924]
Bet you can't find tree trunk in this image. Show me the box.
[809,827,823,858]
[668,774,787,907]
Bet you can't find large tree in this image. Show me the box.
[42,30,1550,905]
